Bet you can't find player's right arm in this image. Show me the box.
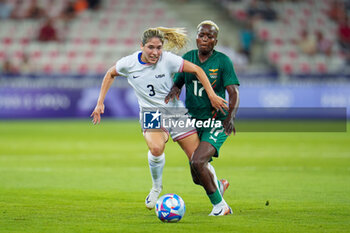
[90,66,119,124]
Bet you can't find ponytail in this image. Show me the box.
[141,27,188,51]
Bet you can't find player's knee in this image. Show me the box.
[190,164,202,185]
[191,175,201,185]
[190,159,205,173]
[149,145,164,156]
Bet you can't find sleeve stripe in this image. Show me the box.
[115,63,118,74]
[178,59,184,73]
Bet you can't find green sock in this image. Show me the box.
[208,188,222,205]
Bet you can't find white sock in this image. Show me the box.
[148,151,165,190]
[207,163,220,191]
[214,199,227,208]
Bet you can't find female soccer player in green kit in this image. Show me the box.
[166,20,240,216]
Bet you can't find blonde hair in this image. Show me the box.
[197,20,220,35]
[141,27,188,51]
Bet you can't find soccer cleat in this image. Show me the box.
[208,204,233,216]
[219,179,230,196]
[145,187,162,210]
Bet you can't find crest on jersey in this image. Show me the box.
[209,68,218,79]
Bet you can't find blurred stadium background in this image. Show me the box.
[0,0,349,121]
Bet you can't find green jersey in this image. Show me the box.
[174,50,240,120]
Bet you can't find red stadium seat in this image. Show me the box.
[288,50,298,59]
[84,50,94,58]
[302,8,311,17]
[49,50,59,58]
[100,18,110,26]
[2,37,12,45]
[259,28,269,40]
[31,50,42,58]
[317,17,325,26]
[0,51,6,60]
[138,7,148,15]
[281,63,293,74]
[95,63,106,74]
[268,51,281,63]
[67,51,77,59]
[107,38,118,45]
[273,38,284,45]
[299,62,311,74]
[78,64,89,74]
[316,61,327,73]
[73,38,83,45]
[154,8,164,16]
[20,38,30,46]
[89,38,100,45]
[14,50,24,59]
[286,8,295,17]
[43,64,53,74]
[124,38,135,47]
[234,9,247,21]
[298,18,307,27]
[60,63,71,73]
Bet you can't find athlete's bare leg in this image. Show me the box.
[144,129,168,156]
[191,141,217,193]
[177,133,201,185]
[178,133,231,215]
[143,130,168,209]
[176,133,200,160]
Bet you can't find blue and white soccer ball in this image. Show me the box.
[155,193,185,223]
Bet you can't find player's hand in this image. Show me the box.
[209,95,228,115]
[223,116,236,136]
[90,103,105,125]
[165,86,181,104]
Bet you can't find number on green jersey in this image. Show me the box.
[193,80,205,97]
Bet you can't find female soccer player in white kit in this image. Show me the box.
[90,27,227,210]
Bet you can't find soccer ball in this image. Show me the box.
[155,193,185,223]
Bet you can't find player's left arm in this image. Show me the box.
[223,84,240,136]
[223,85,239,135]
[165,73,185,104]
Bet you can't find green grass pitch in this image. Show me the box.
[0,120,349,233]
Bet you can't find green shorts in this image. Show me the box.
[196,120,228,158]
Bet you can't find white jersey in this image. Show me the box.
[115,51,185,110]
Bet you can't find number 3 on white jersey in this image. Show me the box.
[147,84,155,96]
